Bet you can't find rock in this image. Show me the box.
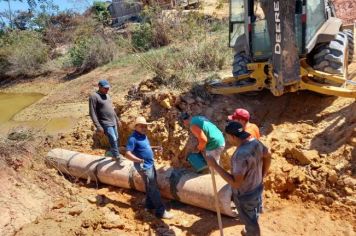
[327,170,338,184]
[289,168,306,183]
[311,170,318,179]
[345,187,354,195]
[102,212,123,229]
[140,85,151,92]
[311,163,321,169]
[328,191,338,200]
[334,163,345,171]
[320,154,327,158]
[265,191,272,198]
[344,197,356,206]
[160,98,172,109]
[285,133,300,143]
[316,194,325,203]
[68,205,83,216]
[285,148,313,165]
[52,199,67,209]
[336,179,345,187]
[325,197,333,205]
[309,184,318,193]
[87,196,97,204]
[343,177,356,188]
[309,193,317,200]
[282,165,293,172]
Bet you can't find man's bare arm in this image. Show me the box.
[125,151,144,163]
[262,149,272,178]
[206,157,244,189]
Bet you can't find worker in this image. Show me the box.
[228,108,260,139]
[125,116,174,219]
[180,113,225,163]
[206,121,271,236]
[89,79,122,162]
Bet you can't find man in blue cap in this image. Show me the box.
[89,79,122,162]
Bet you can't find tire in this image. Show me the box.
[343,29,354,64]
[231,52,259,95]
[312,32,348,75]
[232,52,250,77]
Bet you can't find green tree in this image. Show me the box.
[92,1,110,26]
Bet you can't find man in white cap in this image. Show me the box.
[125,116,173,219]
[89,79,122,162]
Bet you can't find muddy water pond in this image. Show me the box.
[0,92,76,135]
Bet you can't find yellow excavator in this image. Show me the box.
[207,0,356,98]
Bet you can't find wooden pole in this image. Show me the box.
[210,168,224,236]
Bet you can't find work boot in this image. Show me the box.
[159,211,174,219]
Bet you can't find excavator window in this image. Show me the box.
[229,0,245,47]
[306,0,326,44]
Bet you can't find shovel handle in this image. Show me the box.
[210,168,224,236]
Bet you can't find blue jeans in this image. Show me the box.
[136,164,165,217]
[103,125,119,158]
[233,184,263,236]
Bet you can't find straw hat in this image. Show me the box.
[133,116,152,127]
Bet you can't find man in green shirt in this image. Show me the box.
[180,113,225,163]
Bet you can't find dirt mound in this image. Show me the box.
[94,76,356,219]
[0,133,70,236]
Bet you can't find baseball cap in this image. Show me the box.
[98,79,110,88]
[225,121,250,139]
[227,108,250,122]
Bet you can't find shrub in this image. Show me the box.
[0,31,49,76]
[139,37,231,90]
[131,23,154,51]
[69,35,118,71]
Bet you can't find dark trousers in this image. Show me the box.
[137,165,165,217]
[233,184,263,236]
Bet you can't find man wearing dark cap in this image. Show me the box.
[89,80,122,162]
[206,121,271,236]
[228,108,260,139]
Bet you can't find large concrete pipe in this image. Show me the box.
[47,148,236,217]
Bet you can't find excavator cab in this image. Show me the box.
[208,0,356,98]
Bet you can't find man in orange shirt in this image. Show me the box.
[228,108,260,139]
